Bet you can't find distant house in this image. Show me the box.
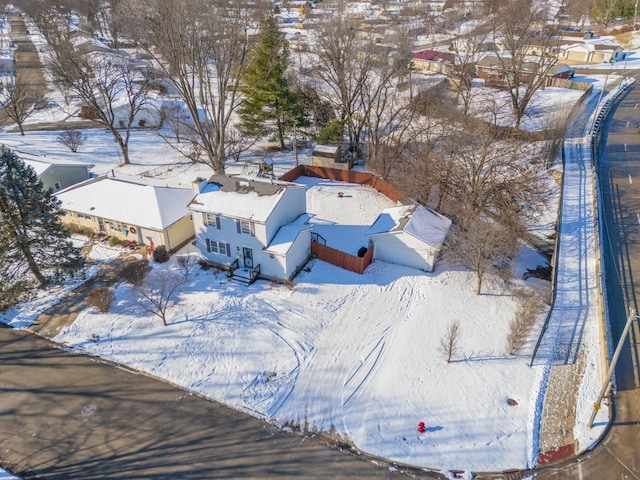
[411,49,456,74]
[189,175,312,283]
[476,53,571,88]
[367,203,451,272]
[19,152,93,192]
[56,174,195,250]
[112,96,163,129]
[556,38,624,64]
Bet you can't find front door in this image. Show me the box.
[243,247,253,269]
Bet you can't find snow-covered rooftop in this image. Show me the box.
[18,152,94,177]
[189,175,304,223]
[56,174,194,230]
[368,204,452,249]
[296,176,398,255]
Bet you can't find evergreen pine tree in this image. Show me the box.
[238,15,299,149]
[0,147,84,291]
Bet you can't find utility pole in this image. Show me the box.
[588,307,637,428]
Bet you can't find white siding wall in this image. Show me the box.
[264,187,307,243]
[260,229,311,280]
[194,209,269,267]
[284,229,312,278]
[371,232,437,272]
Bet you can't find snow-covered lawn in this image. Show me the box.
[53,245,550,474]
[0,52,612,475]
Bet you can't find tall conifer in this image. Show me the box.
[239,14,298,149]
[0,147,83,291]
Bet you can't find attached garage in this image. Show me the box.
[367,204,451,272]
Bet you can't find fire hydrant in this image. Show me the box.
[418,421,426,433]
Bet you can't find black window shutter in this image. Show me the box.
[236,219,241,233]
[226,243,231,257]
[205,239,211,252]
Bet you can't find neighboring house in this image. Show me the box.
[547,63,574,79]
[189,175,312,282]
[367,203,451,272]
[19,152,93,192]
[112,95,162,129]
[56,174,195,250]
[476,53,570,88]
[556,38,624,64]
[411,49,456,74]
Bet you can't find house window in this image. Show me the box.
[54,182,61,190]
[206,239,231,257]
[205,213,221,229]
[236,219,255,236]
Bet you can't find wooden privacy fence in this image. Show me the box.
[311,241,373,274]
[279,165,407,203]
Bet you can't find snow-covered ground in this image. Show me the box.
[0,10,627,478]
[0,113,605,477]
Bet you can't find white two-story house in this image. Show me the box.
[189,175,312,283]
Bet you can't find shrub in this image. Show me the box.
[66,223,97,237]
[153,245,170,263]
[119,259,150,286]
[87,286,114,312]
[57,128,87,153]
[108,236,120,247]
[506,291,544,355]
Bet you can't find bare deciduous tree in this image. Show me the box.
[0,73,44,135]
[138,271,184,326]
[176,254,197,281]
[445,123,550,234]
[45,36,153,164]
[589,0,626,26]
[311,6,384,155]
[440,320,461,363]
[565,0,593,29]
[128,0,267,173]
[446,217,517,295]
[448,31,490,115]
[57,128,87,152]
[490,0,560,128]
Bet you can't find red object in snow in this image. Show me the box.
[418,421,426,433]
